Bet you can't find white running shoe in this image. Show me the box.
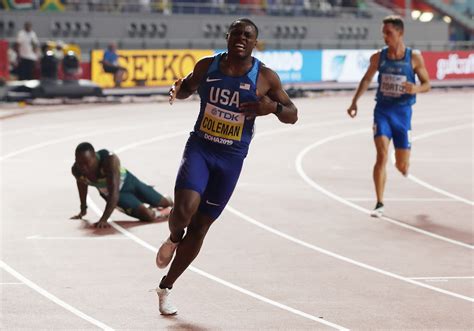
[370,202,384,218]
[153,209,169,221]
[156,287,178,315]
[156,237,179,269]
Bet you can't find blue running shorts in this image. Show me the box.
[373,103,413,149]
[175,135,244,219]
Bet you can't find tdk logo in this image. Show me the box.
[211,107,240,122]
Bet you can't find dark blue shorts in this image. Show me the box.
[175,135,244,219]
[373,104,413,149]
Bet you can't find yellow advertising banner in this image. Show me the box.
[91,49,214,88]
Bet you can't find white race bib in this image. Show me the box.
[380,74,406,97]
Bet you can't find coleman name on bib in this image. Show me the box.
[200,103,244,141]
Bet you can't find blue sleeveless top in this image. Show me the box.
[191,52,260,157]
[376,47,416,107]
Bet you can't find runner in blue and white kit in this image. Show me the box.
[154,18,298,315]
[347,15,430,217]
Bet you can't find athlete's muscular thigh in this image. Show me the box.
[173,189,201,220]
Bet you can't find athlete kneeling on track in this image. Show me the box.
[71,142,173,228]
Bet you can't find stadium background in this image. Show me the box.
[0,1,473,330]
[0,0,473,90]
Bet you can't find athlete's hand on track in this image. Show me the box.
[94,220,110,229]
[240,94,275,118]
[402,82,417,95]
[70,210,86,220]
[347,103,358,118]
[169,79,183,105]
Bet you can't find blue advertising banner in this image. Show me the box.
[322,49,376,82]
[215,49,322,83]
[253,50,322,83]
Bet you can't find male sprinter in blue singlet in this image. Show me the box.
[347,15,430,218]
[71,142,173,228]
[154,18,298,315]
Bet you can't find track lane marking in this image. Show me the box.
[391,124,474,206]
[225,205,474,303]
[86,197,348,330]
[295,127,473,249]
[409,276,474,280]
[0,260,114,330]
[2,110,471,329]
[26,235,128,240]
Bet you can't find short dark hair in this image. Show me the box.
[383,15,404,31]
[75,142,95,154]
[229,18,259,38]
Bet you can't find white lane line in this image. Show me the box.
[412,158,472,163]
[114,131,189,153]
[225,205,474,303]
[295,129,473,250]
[1,124,72,136]
[1,121,348,329]
[0,282,24,285]
[86,197,348,330]
[0,125,152,162]
[254,112,467,141]
[252,113,473,141]
[105,121,472,319]
[0,260,114,330]
[399,124,474,206]
[410,124,474,206]
[26,235,127,240]
[113,118,362,156]
[108,117,472,308]
[408,276,474,280]
[345,198,457,202]
[413,123,473,141]
[0,112,470,329]
[2,113,469,162]
[0,121,159,137]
